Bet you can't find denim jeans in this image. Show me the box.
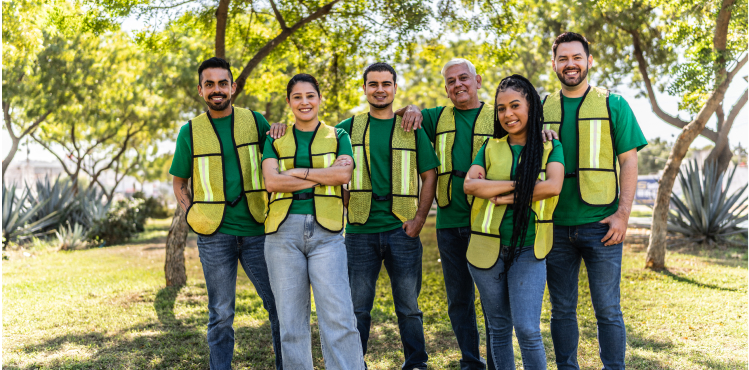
[196,232,282,370]
[264,214,365,370]
[345,227,428,370]
[436,227,492,370]
[547,222,626,370]
[469,246,547,370]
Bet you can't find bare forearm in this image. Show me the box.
[415,170,436,221]
[302,166,352,186]
[617,154,638,216]
[530,163,564,202]
[172,177,192,211]
[262,159,317,193]
[464,178,515,199]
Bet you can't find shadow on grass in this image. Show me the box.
[155,286,183,325]
[656,268,741,292]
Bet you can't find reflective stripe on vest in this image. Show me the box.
[466,137,558,269]
[348,113,419,225]
[264,122,344,234]
[434,102,494,208]
[543,86,618,206]
[186,107,268,236]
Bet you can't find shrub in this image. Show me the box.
[668,160,748,248]
[2,183,60,247]
[56,222,88,250]
[89,198,147,246]
[133,191,171,219]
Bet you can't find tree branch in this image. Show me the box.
[630,29,718,142]
[268,0,287,29]
[30,134,75,178]
[215,0,231,58]
[233,0,342,98]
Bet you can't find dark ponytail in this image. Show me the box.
[493,74,545,278]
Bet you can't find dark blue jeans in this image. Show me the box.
[345,227,428,370]
[546,222,626,370]
[436,227,492,370]
[197,232,283,370]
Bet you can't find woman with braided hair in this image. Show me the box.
[463,74,565,369]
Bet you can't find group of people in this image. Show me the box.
[169,31,647,370]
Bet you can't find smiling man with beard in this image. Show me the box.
[336,63,439,370]
[169,57,282,370]
[541,32,647,370]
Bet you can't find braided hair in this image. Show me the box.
[493,74,545,278]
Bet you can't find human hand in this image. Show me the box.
[394,104,423,132]
[402,216,425,238]
[600,209,629,246]
[490,194,514,205]
[541,129,558,142]
[266,122,289,139]
[331,156,352,167]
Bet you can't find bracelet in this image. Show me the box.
[304,168,310,180]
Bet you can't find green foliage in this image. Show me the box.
[638,137,672,175]
[668,160,748,247]
[133,191,171,219]
[89,198,148,246]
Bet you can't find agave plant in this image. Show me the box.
[56,222,88,250]
[69,185,110,228]
[2,183,60,247]
[26,175,77,228]
[668,160,748,247]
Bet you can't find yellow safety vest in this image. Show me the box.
[435,102,494,208]
[186,107,268,236]
[543,86,618,206]
[348,113,419,224]
[264,122,344,234]
[466,136,558,268]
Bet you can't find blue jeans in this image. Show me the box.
[547,222,626,370]
[345,227,428,370]
[469,246,547,370]
[264,214,365,370]
[196,232,282,370]
[436,227,492,370]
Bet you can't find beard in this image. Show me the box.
[205,93,231,111]
[369,101,392,109]
[555,65,589,87]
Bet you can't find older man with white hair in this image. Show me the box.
[402,58,494,370]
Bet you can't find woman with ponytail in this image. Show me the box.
[463,74,565,369]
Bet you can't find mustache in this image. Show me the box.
[208,93,227,98]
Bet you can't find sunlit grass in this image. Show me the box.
[3,217,746,369]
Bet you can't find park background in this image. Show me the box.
[2,0,748,368]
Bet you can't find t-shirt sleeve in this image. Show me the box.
[416,127,440,173]
[548,139,565,167]
[261,135,278,161]
[335,117,353,135]
[610,94,648,155]
[420,107,444,144]
[169,123,192,179]
[254,112,271,152]
[336,128,354,158]
[471,141,488,169]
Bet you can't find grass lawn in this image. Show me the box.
[3,217,747,369]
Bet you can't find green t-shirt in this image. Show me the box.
[169,111,271,237]
[422,106,482,229]
[336,115,441,234]
[551,92,648,226]
[261,125,353,215]
[472,139,564,246]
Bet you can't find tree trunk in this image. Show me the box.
[2,136,20,181]
[165,205,189,287]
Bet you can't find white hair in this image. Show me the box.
[441,58,477,79]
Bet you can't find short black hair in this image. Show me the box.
[363,62,397,84]
[552,32,590,58]
[286,74,321,99]
[198,57,233,85]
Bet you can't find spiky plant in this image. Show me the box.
[2,184,60,247]
[668,160,748,248]
[56,222,87,250]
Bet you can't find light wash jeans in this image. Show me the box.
[196,232,282,370]
[468,246,547,370]
[264,214,365,370]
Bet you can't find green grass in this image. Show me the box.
[3,217,747,369]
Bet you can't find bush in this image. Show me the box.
[89,198,147,246]
[56,222,88,250]
[133,191,171,219]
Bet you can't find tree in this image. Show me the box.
[637,137,672,175]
